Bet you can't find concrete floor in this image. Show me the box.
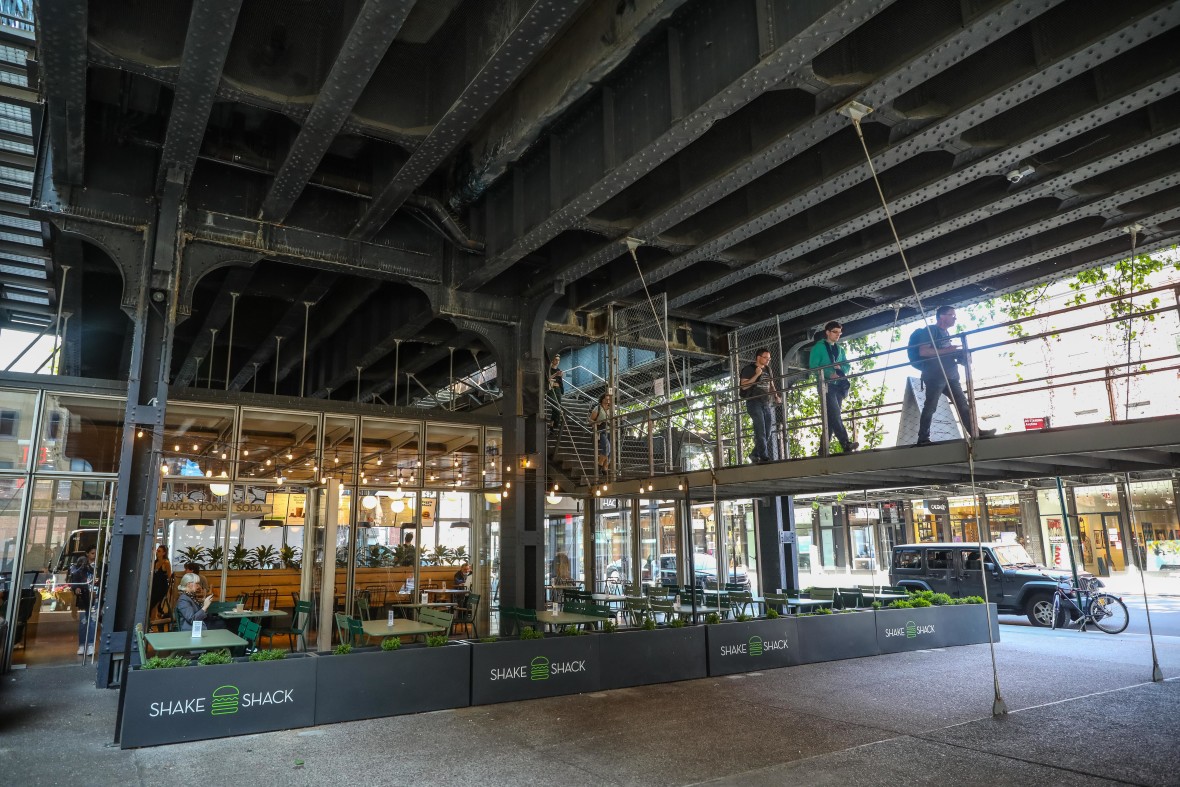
[1,625,1177,786]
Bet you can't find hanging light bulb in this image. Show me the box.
[205,469,213,478]
[161,463,169,474]
[265,458,272,466]
[361,494,378,510]
[377,458,383,466]
[174,444,180,452]
[221,452,227,460]
[137,429,144,438]
[391,499,405,514]
[287,452,294,460]
[192,443,199,452]
[209,471,230,497]
[243,449,249,456]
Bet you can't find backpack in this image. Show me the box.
[907,328,931,370]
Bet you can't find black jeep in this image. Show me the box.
[889,542,1092,626]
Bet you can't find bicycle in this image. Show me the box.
[1051,576,1129,634]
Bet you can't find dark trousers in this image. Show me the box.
[546,390,563,428]
[825,385,851,450]
[918,375,972,440]
[746,399,773,460]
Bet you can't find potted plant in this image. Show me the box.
[313,632,472,725]
[875,593,998,653]
[469,622,599,705]
[794,605,879,665]
[704,610,799,676]
[121,641,316,749]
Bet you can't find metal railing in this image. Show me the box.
[579,282,1180,482]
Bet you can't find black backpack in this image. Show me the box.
[907,328,931,370]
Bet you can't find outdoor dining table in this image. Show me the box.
[784,598,833,612]
[389,602,455,620]
[590,593,628,608]
[860,592,910,602]
[361,618,446,641]
[146,629,247,654]
[673,604,721,621]
[535,610,607,631]
[218,608,289,621]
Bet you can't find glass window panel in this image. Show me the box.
[37,394,124,473]
[160,403,235,482]
[639,498,676,587]
[359,418,419,489]
[424,423,480,490]
[0,480,25,624]
[484,427,502,489]
[239,409,319,485]
[0,387,36,471]
[323,415,356,486]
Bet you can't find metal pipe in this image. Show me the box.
[1055,477,1082,593]
[274,336,283,395]
[961,334,978,439]
[207,328,218,388]
[225,292,239,390]
[300,301,312,397]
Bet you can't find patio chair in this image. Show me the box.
[454,593,481,638]
[649,599,679,623]
[623,596,651,626]
[354,595,372,621]
[419,607,454,638]
[346,616,366,647]
[334,612,350,645]
[274,600,312,651]
[237,618,261,655]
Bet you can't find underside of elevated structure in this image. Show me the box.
[24,0,1180,399]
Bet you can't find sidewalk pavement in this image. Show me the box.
[1,625,1177,786]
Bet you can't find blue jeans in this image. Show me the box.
[78,607,97,646]
[746,399,773,461]
[825,385,851,450]
[597,428,611,461]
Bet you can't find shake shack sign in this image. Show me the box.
[121,656,316,748]
[470,636,599,704]
[706,617,799,676]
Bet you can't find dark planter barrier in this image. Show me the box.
[706,617,799,676]
[599,626,707,689]
[120,654,316,748]
[875,604,1000,654]
[470,635,599,705]
[314,642,471,724]
[794,612,879,664]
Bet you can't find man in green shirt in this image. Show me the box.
[808,321,858,453]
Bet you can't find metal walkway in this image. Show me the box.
[592,415,1180,500]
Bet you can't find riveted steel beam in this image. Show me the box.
[670,7,1180,312]
[457,0,896,290]
[37,0,87,185]
[556,0,1065,307]
[157,0,244,193]
[185,209,441,284]
[258,0,416,223]
[350,0,583,241]
[764,133,1180,327]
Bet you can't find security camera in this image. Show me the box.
[1006,165,1036,184]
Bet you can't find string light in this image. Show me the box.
[136,429,144,438]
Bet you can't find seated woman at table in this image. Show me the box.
[175,573,225,630]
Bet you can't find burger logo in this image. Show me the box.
[530,656,550,681]
[211,685,240,716]
[748,636,763,656]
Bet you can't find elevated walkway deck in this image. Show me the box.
[589,415,1180,500]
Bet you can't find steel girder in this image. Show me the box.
[36,0,87,185]
[457,0,895,289]
[558,0,1065,307]
[350,0,583,240]
[258,0,416,223]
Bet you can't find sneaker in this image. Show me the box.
[85,644,94,656]
[750,455,765,465]
[915,437,932,446]
[77,645,84,655]
[977,428,996,438]
[845,441,860,452]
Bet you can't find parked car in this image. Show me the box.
[658,553,749,589]
[889,542,1094,626]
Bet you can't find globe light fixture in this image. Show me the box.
[209,471,231,497]
[361,494,379,510]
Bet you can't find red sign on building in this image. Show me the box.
[1023,416,1050,430]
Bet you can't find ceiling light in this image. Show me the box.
[361,494,378,510]
[546,493,563,505]
[391,500,405,514]
[209,472,230,497]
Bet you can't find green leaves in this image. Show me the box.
[142,655,190,670]
[196,649,233,666]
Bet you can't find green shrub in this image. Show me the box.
[641,618,657,631]
[519,626,544,640]
[333,643,352,655]
[888,599,914,609]
[910,598,932,608]
[248,649,286,661]
[735,613,751,622]
[380,637,401,651]
[425,634,449,647]
[601,620,618,633]
[704,612,721,625]
[816,606,833,615]
[765,607,779,619]
[561,627,588,636]
[142,655,189,670]
[956,596,985,605]
[929,593,954,606]
[480,636,498,643]
[870,601,882,610]
[668,618,686,628]
[909,589,935,601]
[197,649,233,666]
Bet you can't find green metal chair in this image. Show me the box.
[334,612,350,645]
[346,615,366,647]
[274,600,312,651]
[763,592,790,614]
[623,596,651,626]
[419,607,454,639]
[454,593,481,638]
[134,623,147,664]
[237,618,261,655]
[354,595,372,621]
[729,590,755,616]
[649,599,679,623]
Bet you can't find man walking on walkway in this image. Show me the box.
[739,348,780,463]
[913,306,995,445]
[809,321,858,453]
